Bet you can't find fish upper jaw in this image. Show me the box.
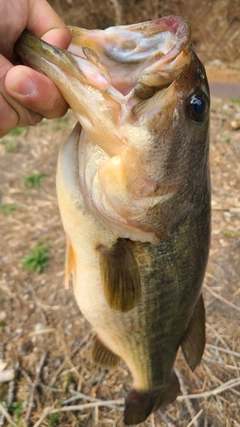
[69,15,191,95]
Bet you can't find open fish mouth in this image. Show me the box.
[16,15,192,99]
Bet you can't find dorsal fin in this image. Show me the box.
[99,238,141,312]
[181,294,206,371]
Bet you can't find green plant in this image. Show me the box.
[0,322,5,330]
[0,203,17,215]
[222,229,239,239]
[65,373,73,387]
[0,400,28,427]
[48,413,59,426]
[6,141,19,153]
[24,173,45,188]
[22,245,50,273]
[54,117,64,123]
[230,98,240,105]
[220,135,231,143]
[0,400,7,408]
[11,402,22,420]
[8,127,24,136]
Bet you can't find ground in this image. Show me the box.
[0,26,240,427]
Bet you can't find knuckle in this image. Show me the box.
[0,92,43,136]
[43,90,68,119]
[17,110,43,127]
[0,95,18,137]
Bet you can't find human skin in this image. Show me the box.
[0,0,72,137]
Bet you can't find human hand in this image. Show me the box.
[0,0,72,137]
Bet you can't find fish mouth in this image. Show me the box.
[16,16,192,97]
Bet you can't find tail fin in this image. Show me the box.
[124,371,180,425]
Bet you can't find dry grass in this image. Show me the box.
[0,95,240,426]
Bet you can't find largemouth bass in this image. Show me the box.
[16,16,210,425]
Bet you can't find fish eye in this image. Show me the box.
[187,94,209,123]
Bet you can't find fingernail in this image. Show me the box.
[10,72,36,96]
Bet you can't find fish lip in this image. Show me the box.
[15,30,83,78]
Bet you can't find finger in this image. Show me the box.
[0,56,42,137]
[5,65,69,121]
[0,0,71,62]
[0,92,20,137]
[27,0,71,48]
[0,92,42,138]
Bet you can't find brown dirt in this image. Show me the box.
[0,3,240,427]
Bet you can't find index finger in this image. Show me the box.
[27,0,71,49]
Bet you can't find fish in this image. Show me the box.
[16,15,211,425]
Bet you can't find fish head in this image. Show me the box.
[16,16,210,242]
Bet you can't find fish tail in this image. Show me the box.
[124,371,180,425]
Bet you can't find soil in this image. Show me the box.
[0,6,240,427]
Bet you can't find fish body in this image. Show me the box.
[16,16,210,425]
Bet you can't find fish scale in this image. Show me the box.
[16,15,210,425]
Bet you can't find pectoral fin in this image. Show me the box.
[99,239,141,312]
[91,335,121,369]
[181,294,206,371]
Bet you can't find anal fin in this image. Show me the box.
[99,238,141,312]
[181,294,206,371]
[91,335,121,369]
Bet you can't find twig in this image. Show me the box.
[177,377,240,400]
[72,331,93,356]
[186,409,203,427]
[203,355,240,372]
[95,404,99,426]
[206,343,240,358]
[33,399,124,427]
[204,284,240,313]
[175,368,199,427]
[54,399,124,412]
[63,390,121,409]
[0,362,19,427]
[151,412,155,426]
[39,383,65,393]
[158,408,177,425]
[21,368,34,386]
[0,403,18,427]
[48,359,67,388]
[87,368,107,389]
[0,369,14,383]
[206,322,237,367]
[32,406,55,427]
[28,328,56,337]
[25,351,47,426]
[7,363,18,408]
